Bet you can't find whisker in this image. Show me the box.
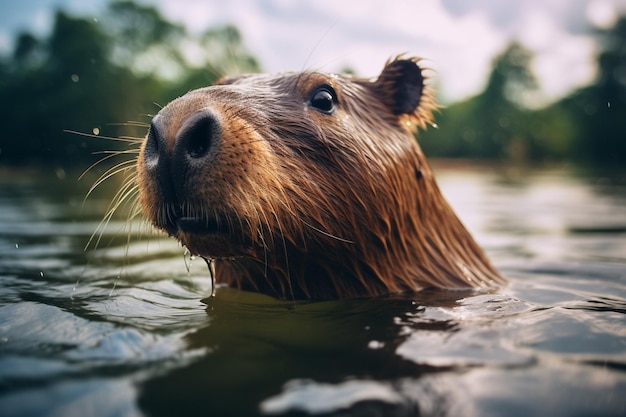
[79,151,121,182]
[115,135,145,143]
[64,129,142,144]
[85,173,139,251]
[79,148,139,185]
[300,20,337,72]
[273,212,294,302]
[92,149,140,155]
[300,220,355,244]
[84,158,137,200]
[108,121,151,128]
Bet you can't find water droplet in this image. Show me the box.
[15,243,19,249]
[39,271,44,278]
[71,74,79,83]
[109,279,118,298]
[55,168,66,180]
[205,258,216,297]
[183,248,192,274]
[368,340,385,349]
[92,127,100,135]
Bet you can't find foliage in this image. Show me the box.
[420,19,626,166]
[0,1,624,167]
[561,17,626,164]
[420,43,541,161]
[0,0,259,166]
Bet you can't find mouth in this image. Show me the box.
[176,216,224,234]
[171,215,254,259]
[148,203,253,257]
[148,201,228,235]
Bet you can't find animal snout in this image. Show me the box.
[144,110,220,167]
[142,110,220,197]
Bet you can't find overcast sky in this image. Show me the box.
[1,0,625,104]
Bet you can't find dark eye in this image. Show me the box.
[309,86,336,114]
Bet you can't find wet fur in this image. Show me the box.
[135,57,505,300]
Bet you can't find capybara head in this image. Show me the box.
[136,57,505,299]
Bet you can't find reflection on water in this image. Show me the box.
[0,164,625,417]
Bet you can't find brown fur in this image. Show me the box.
[136,57,506,300]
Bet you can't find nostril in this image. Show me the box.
[188,130,208,159]
[178,111,219,160]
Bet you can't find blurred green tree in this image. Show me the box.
[0,11,122,165]
[105,0,186,78]
[421,17,626,166]
[0,1,260,167]
[420,42,540,161]
[165,24,260,99]
[562,16,626,164]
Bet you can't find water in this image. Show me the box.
[1,164,625,417]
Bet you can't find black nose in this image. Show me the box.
[143,110,220,204]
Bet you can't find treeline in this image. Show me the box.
[419,19,626,166]
[0,1,258,166]
[0,0,624,167]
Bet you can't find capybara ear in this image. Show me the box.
[375,57,425,115]
[373,57,436,130]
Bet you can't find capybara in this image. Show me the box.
[136,56,506,299]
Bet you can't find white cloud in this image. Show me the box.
[157,1,221,33]
[298,0,508,95]
[0,30,10,54]
[152,0,594,104]
[519,8,596,103]
[158,0,508,102]
[533,36,596,101]
[4,0,625,104]
[586,0,620,28]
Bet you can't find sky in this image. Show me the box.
[1,0,625,105]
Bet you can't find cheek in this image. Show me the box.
[189,118,287,213]
[188,120,275,202]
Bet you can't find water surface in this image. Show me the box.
[1,164,625,417]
